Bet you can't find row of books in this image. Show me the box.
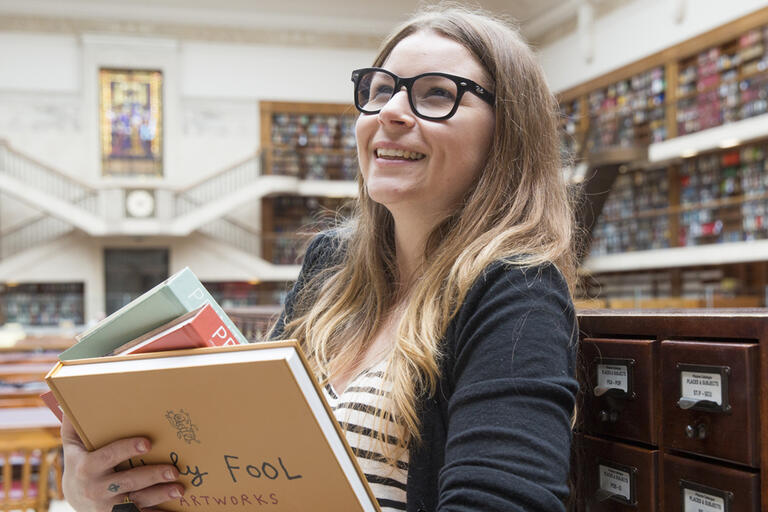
[270,113,357,150]
[270,148,357,180]
[44,267,380,512]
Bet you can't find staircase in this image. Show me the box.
[0,141,355,260]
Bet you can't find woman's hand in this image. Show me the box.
[62,415,184,511]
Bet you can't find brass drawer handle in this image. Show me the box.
[685,422,708,440]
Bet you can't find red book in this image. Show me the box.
[42,303,241,422]
[110,303,239,356]
[40,389,64,421]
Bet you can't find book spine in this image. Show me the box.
[167,269,248,345]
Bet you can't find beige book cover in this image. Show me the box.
[45,342,380,512]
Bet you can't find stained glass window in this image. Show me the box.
[99,69,163,176]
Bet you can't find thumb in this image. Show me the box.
[61,414,86,450]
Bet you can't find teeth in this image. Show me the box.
[376,148,425,160]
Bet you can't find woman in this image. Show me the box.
[62,5,578,512]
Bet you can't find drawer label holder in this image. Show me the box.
[677,363,731,413]
[594,357,636,399]
[596,460,637,505]
[680,479,733,512]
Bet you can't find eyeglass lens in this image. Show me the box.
[357,70,459,118]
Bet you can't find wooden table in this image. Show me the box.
[0,352,60,364]
[0,363,56,381]
[0,407,60,431]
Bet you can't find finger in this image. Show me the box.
[100,464,179,499]
[129,482,185,510]
[89,436,152,473]
[61,415,85,448]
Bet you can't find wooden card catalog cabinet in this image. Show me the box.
[582,338,659,444]
[580,434,659,511]
[663,454,759,512]
[575,311,768,512]
[661,341,759,467]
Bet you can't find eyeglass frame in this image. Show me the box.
[351,67,496,121]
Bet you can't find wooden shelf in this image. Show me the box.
[648,112,768,162]
[583,239,768,273]
[601,190,768,224]
[272,145,357,156]
[560,8,768,165]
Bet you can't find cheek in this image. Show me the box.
[355,115,375,174]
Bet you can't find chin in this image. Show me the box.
[365,184,417,209]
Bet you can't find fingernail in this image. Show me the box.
[170,488,182,498]
[164,470,176,481]
[136,440,148,453]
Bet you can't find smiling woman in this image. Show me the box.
[354,31,496,223]
[275,5,579,512]
[59,5,578,512]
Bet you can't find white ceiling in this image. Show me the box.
[0,0,579,44]
[66,0,564,23]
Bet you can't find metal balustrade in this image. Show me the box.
[0,141,98,213]
[0,141,337,265]
[175,153,261,217]
[0,142,102,258]
[197,217,261,255]
[0,214,72,260]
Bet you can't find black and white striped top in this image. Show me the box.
[323,360,409,511]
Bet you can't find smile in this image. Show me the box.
[375,148,426,161]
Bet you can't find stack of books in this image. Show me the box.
[44,268,379,512]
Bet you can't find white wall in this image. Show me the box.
[0,32,375,186]
[0,28,374,323]
[539,0,768,93]
[0,33,79,91]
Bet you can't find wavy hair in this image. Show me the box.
[279,3,577,465]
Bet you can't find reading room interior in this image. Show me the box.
[1,0,768,510]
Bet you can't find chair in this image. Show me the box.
[0,429,62,512]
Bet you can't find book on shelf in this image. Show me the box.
[45,342,380,512]
[60,267,248,361]
[109,303,238,356]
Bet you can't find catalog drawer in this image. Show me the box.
[580,434,658,511]
[663,453,759,512]
[661,340,759,467]
[581,337,659,444]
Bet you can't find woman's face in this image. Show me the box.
[355,31,495,219]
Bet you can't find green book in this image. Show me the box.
[60,267,249,361]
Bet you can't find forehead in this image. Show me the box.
[382,31,489,84]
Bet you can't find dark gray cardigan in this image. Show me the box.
[273,233,578,512]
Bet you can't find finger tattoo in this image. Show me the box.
[108,483,121,493]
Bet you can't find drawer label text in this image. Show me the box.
[597,364,628,393]
[598,465,631,502]
[683,488,725,512]
[681,371,722,406]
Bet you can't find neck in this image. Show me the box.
[391,208,443,290]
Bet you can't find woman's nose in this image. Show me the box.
[377,89,416,127]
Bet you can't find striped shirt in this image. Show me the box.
[323,360,409,511]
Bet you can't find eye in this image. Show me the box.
[372,83,394,100]
[425,86,455,100]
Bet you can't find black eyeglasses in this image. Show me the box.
[351,67,495,121]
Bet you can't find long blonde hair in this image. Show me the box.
[280,4,577,464]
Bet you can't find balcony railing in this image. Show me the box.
[0,141,98,213]
[175,152,261,217]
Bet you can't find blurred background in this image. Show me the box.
[2,0,768,509]
[0,0,767,345]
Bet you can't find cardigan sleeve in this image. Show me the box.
[437,262,578,512]
[271,231,340,339]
